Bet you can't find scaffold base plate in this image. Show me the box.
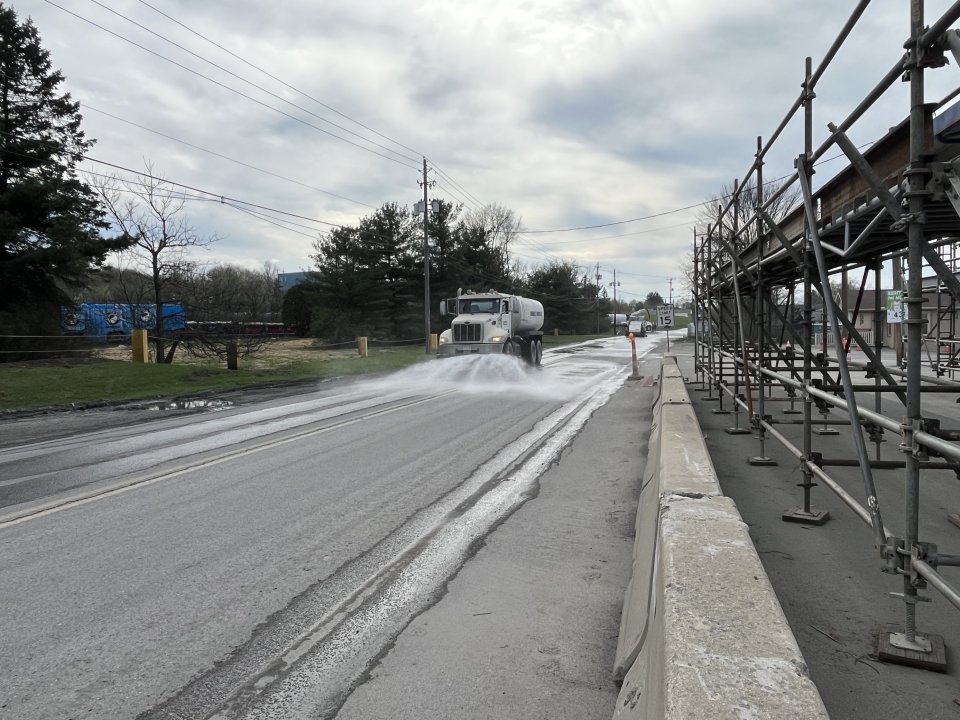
[877,625,947,672]
[748,457,778,466]
[783,409,802,415]
[701,396,719,402]
[711,409,731,415]
[782,508,830,525]
[724,427,752,435]
[813,427,840,436]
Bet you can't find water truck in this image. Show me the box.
[437,289,544,365]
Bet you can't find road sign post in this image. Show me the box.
[658,304,675,352]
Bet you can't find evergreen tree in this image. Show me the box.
[644,291,665,309]
[524,260,594,334]
[358,203,419,338]
[310,225,371,341]
[0,5,126,332]
[281,280,319,337]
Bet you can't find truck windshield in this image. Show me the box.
[460,299,499,314]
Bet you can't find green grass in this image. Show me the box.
[0,335,611,411]
[0,347,431,410]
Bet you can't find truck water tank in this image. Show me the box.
[515,296,544,333]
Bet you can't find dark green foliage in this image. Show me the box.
[310,203,420,341]
[644,291,665,309]
[0,5,127,334]
[523,260,597,334]
[307,200,601,340]
[281,280,319,337]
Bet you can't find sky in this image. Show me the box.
[17,0,960,306]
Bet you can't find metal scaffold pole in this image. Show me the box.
[688,0,960,675]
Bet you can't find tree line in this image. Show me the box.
[0,4,666,362]
[283,201,636,341]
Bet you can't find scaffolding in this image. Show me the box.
[691,1,960,670]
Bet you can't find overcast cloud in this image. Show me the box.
[18,0,960,303]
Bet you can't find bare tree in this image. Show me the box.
[92,162,215,362]
[696,177,800,250]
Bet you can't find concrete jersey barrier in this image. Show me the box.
[612,356,829,719]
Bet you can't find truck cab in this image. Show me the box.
[437,290,544,365]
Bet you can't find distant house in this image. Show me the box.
[839,276,958,350]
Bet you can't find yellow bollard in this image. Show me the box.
[358,336,368,357]
[131,329,148,363]
[429,333,438,352]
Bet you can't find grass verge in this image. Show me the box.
[0,335,609,411]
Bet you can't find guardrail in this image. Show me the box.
[612,356,828,719]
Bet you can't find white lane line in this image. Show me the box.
[0,387,401,465]
[233,369,627,719]
[0,392,454,530]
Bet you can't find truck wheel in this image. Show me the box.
[502,339,516,356]
[533,338,542,366]
[520,339,532,363]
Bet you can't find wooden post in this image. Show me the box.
[131,329,148,363]
[358,336,368,357]
[226,341,238,370]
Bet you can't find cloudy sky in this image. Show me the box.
[19,0,960,305]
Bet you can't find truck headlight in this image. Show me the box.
[438,335,448,345]
[489,335,504,343]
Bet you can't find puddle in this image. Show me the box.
[137,399,234,412]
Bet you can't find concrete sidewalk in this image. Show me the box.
[674,337,960,719]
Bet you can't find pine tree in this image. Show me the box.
[0,4,127,331]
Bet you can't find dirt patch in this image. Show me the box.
[92,337,358,367]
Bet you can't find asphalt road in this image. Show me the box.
[0,335,664,720]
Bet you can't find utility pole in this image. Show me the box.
[609,269,620,336]
[595,262,602,334]
[416,157,437,354]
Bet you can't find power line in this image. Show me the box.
[522,202,708,234]
[85,155,345,227]
[43,0,420,171]
[430,162,486,208]
[51,3,511,237]
[126,0,491,224]
[135,0,425,163]
[524,217,699,245]
[223,202,322,240]
[521,142,874,235]
[432,179,479,211]
[84,104,376,209]
[83,0,421,166]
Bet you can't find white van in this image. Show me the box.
[627,320,649,337]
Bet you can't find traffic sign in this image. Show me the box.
[657,304,675,327]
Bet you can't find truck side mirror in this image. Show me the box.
[439,299,448,317]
